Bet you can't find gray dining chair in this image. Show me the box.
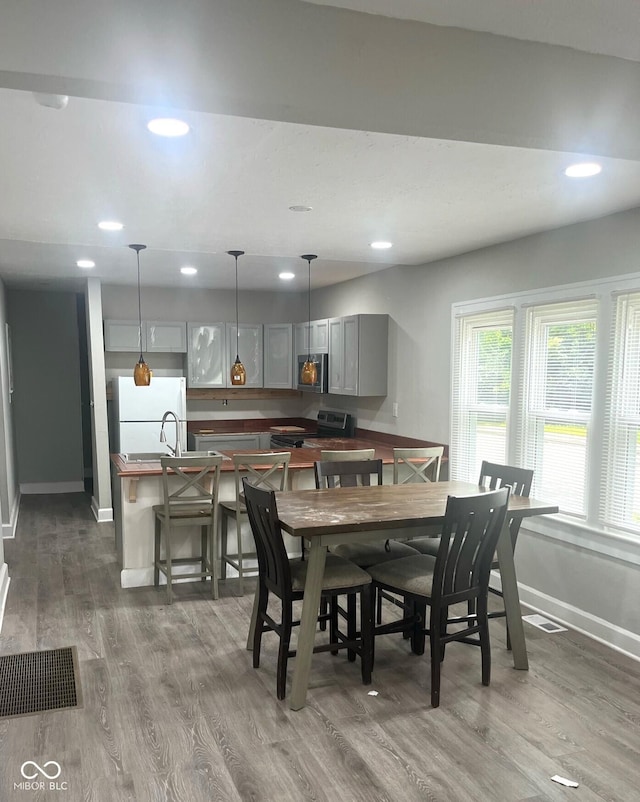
[153,454,223,604]
[368,487,510,707]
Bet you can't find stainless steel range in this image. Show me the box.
[270,410,355,449]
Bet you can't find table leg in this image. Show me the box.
[289,541,327,710]
[495,519,528,670]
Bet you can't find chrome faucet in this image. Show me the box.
[160,410,182,457]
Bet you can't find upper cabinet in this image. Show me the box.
[186,322,226,387]
[328,314,388,396]
[295,319,329,354]
[104,320,186,353]
[146,321,187,353]
[263,323,293,388]
[226,323,263,388]
[104,320,143,352]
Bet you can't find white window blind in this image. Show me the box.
[601,292,640,533]
[519,299,597,517]
[451,309,513,481]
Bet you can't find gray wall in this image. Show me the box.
[8,289,84,488]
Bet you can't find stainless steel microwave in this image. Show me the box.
[296,353,328,393]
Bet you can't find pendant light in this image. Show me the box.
[228,250,246,385]
[129,244,151,386]
[300,254,318,385]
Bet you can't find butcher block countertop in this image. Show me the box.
[111,438,401,478]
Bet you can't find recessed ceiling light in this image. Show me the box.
[180,266,197,275]
[147,118,190,137]
[279,272,295,280]
[370,241,393,250]
[98,220,124,231]
[564,162,602,178]
[289,205,312,212]
[76,259,95,269]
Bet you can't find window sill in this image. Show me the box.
[523,514,640,567]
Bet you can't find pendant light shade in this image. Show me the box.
[300,254,318,385]
[228,250,246,386]
[129,244,151,386]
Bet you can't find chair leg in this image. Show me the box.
[360,584,373,685]
[153,517,161,587]
[236,513,244,596]
[164,527,173,605]
[208,521,218,600]
[319,598,328,631]
[220,511,228,580]
[410,600,426,656]
[429,606,442,708]
[376,589,383,626]
[329,596,339,655]
[277,600,293,700]
[201,526,207,581]
[439,607,448,662]
[478,596,491,686]
[347,594,357,662]
[252,584,269,668]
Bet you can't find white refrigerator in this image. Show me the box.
[112,377,187,454]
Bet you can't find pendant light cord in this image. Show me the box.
[307,258,312,361]
[137,250,143,360]
[235,254,240,359]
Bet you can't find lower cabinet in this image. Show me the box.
[188,433,262,452]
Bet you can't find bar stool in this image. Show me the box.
[219,452,291,594]
[153,454,223,604]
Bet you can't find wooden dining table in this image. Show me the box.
[268,479,559,710]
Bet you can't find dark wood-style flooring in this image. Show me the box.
[1,494,640,801]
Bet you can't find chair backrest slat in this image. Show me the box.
[160,454,223,517]
[320,448,375,462]
[393,447,444,484]
[243,479,291,600]
[478,461,533,550]
[232,452,291,509]
[434,487,510,601]
[314,459,383,490]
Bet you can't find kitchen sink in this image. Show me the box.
[122,450,229,463]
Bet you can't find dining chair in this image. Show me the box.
[219,452,291,595]
[320,448,375,462]
[243,479,374,700]
[153,454,223,604]
[409,460,533,647]
[367,486,510,707]
[392,446,444,484]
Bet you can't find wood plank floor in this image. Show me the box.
[1,493,640,801]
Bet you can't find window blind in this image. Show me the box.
[601,292,640,533]
[451,309,513,481]
[518,299,597,517]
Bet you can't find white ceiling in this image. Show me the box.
[0,0,639,292]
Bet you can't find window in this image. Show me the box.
[602,292,640,534]
[451,309,513,482]
[519,300,597,517]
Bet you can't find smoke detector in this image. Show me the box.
[33,93,69,110]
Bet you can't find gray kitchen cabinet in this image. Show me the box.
[186,322,226,388]
[104,319,144,352]
[104,319,187,353]
[188,432,262,452]
[264,323,293,388]
[226,323,263,388]
[146,321,187,353]
[295,319,329,355]
[328,314,388,396]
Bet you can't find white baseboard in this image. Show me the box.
[91,497,113,523]
[20,481,85,494]
[0,563,10,633]
[491,571,640,663]
[1,490,20,538]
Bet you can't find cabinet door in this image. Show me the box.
[146,321,187,353]
[328,317,344,393]
[311,320,329,353]
[193,433,261,451]
[226,323,263,387]
[341,315,359,395]
[187,323,226,387]
[264,323,293,388]
[295,322,309,355]
[104,320,145,352]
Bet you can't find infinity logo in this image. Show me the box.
[20,761,62,780]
